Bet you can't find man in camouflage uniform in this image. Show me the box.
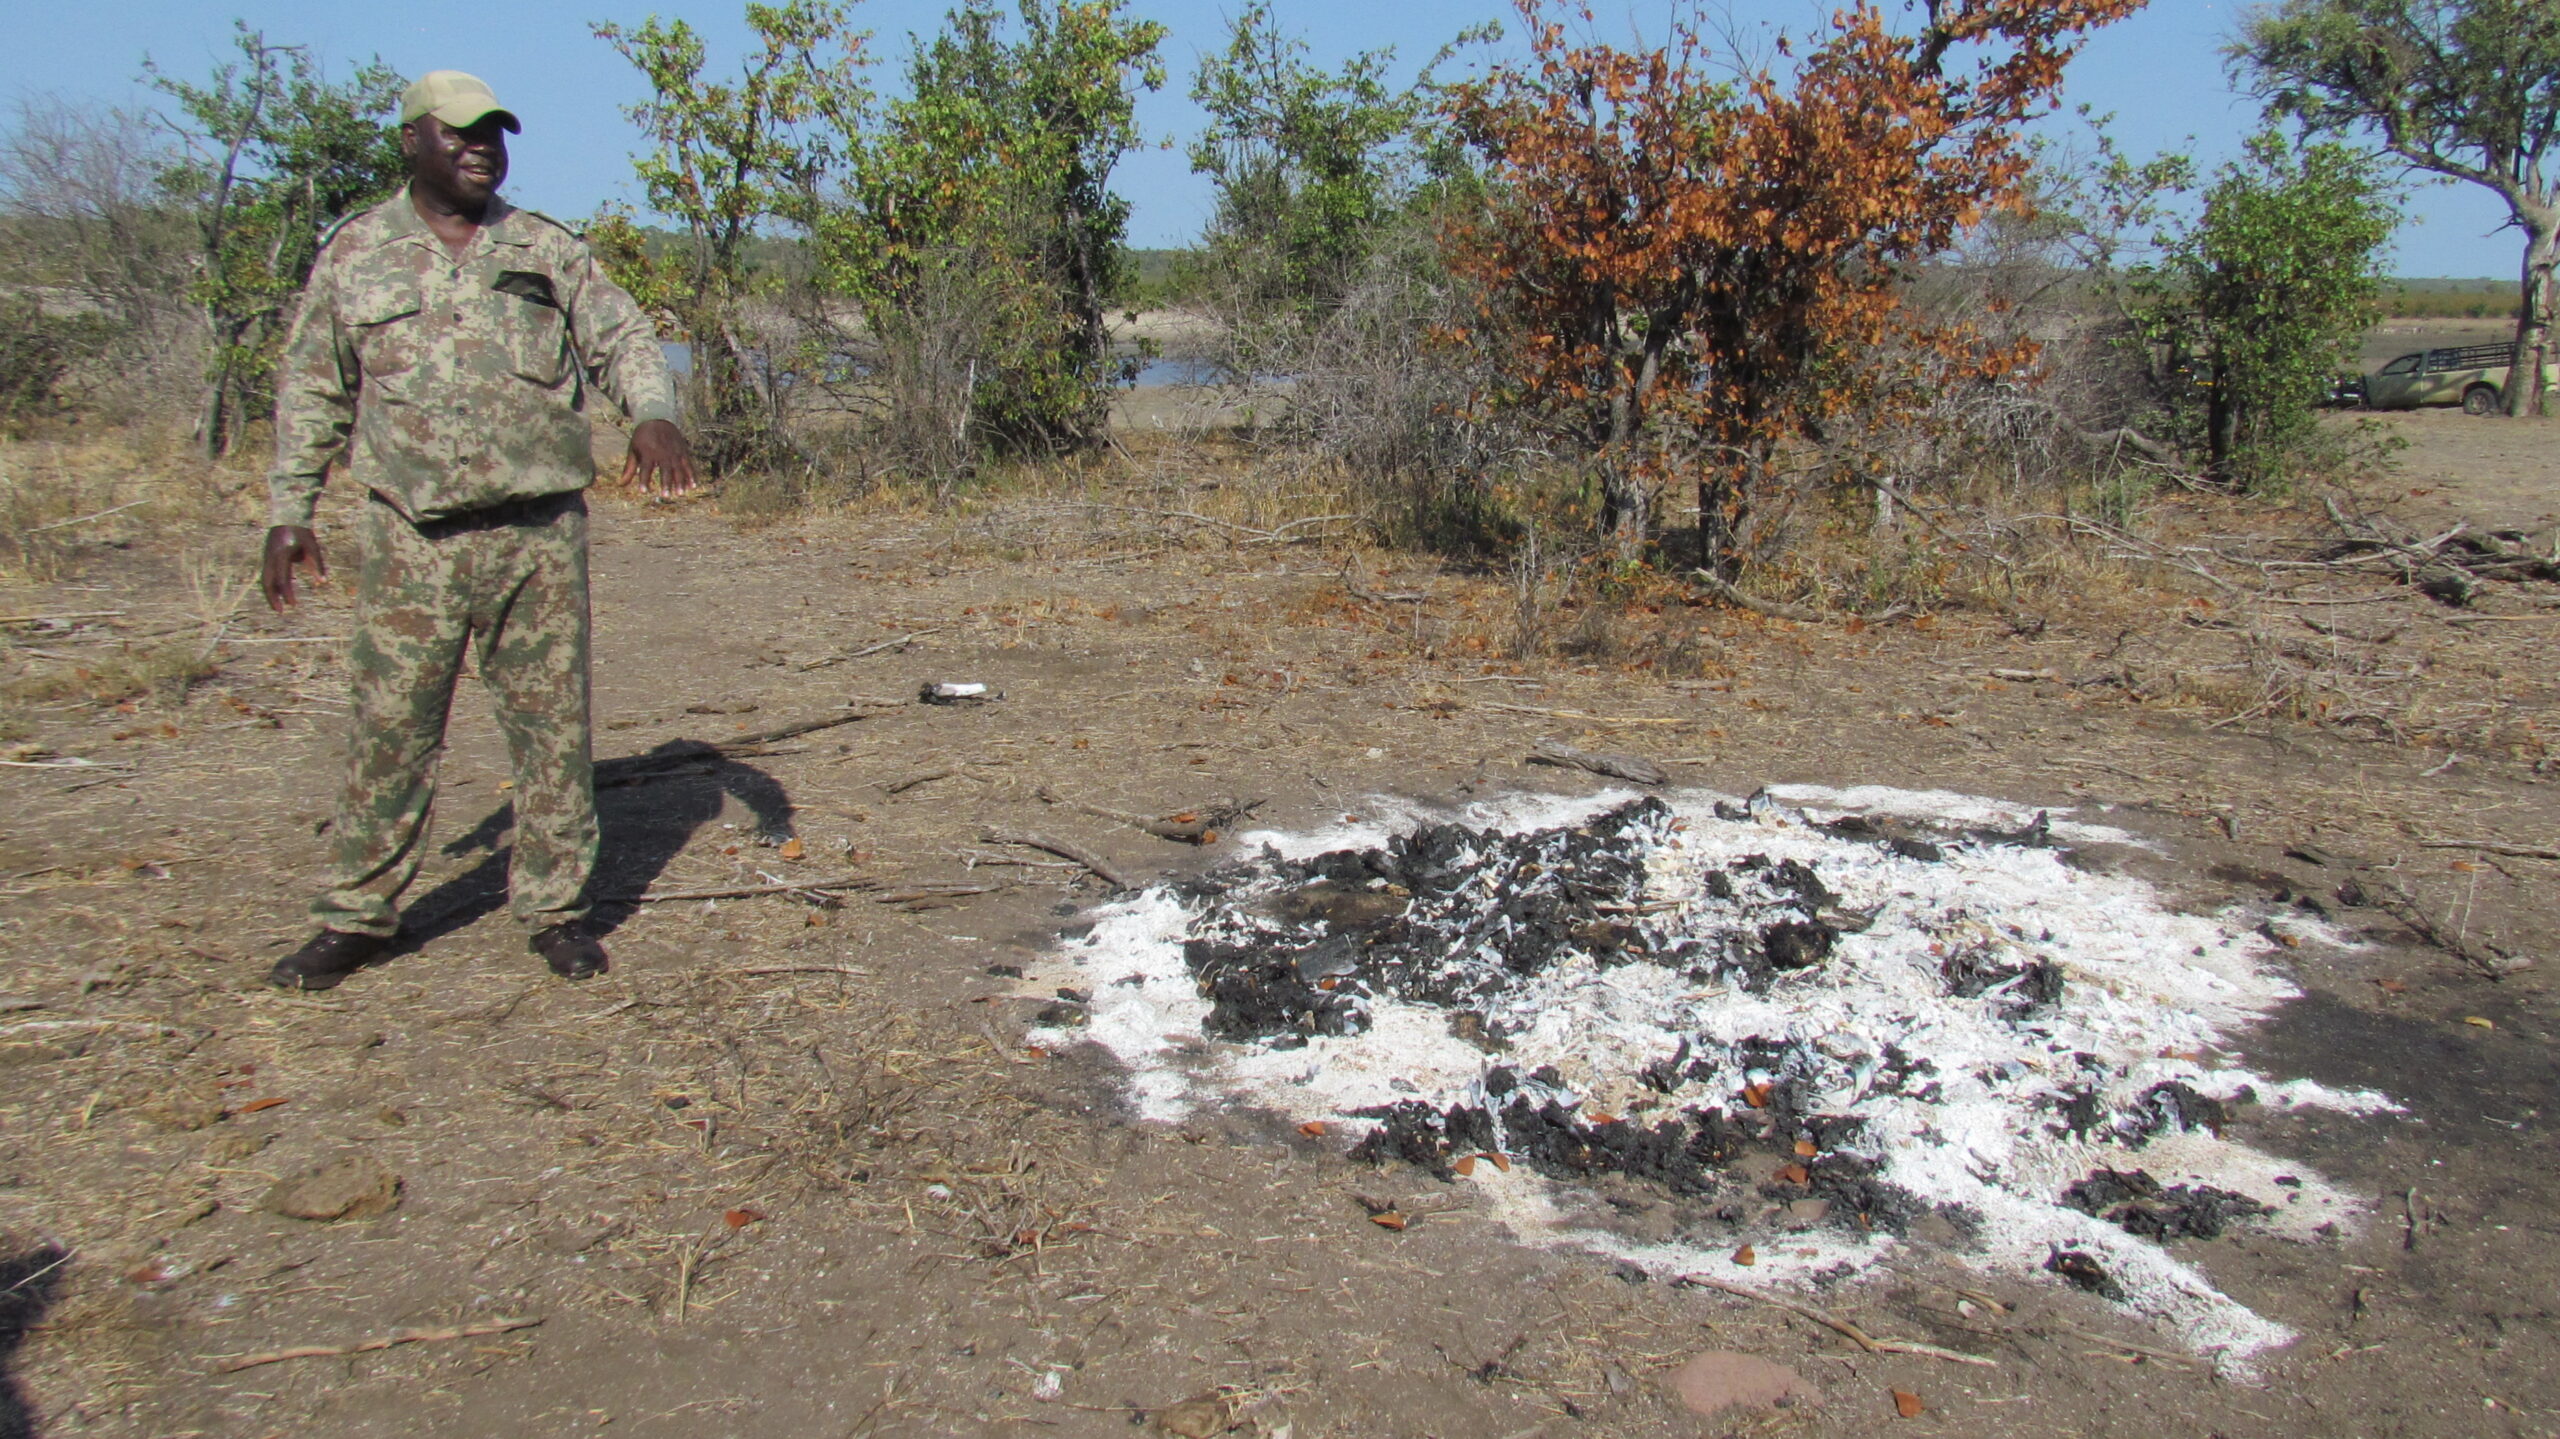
[261,70,696,989]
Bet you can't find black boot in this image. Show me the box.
[268,929,393,991]
[530,921,609,980]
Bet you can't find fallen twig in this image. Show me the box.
[612,874,874,903]
[2045,1323,2209,1367]
[213,1316,542,1373]
[1478,702,1684,726]
[720,702,905,747]
[2416,836,2560,861]
[1674,1274,1997,1367]
[1034,785,1259,843]
[797,629,940,672]
[27,500,148,534]
[981,828,1133,890]
[873,883,1003,906]
[0,1018,195,1039]
[0,610,126,625]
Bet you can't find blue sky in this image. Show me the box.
[4,0,2523,277]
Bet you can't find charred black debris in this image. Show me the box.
[1149,797,2276,1282]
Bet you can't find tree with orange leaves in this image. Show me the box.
[1447,0,2143,572]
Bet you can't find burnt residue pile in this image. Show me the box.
[1045,785,2394,1354]
[1177,797,1966,1039]
[1159,796,2280,1260]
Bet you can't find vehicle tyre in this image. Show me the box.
[2463,384,2500,416]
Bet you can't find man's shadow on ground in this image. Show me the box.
[399,739,797,948]
[0,1244,66,1439]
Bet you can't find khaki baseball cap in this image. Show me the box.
[399,71,520,133]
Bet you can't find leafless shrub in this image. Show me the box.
[0,99,203,424]
[1194,211,1530,550]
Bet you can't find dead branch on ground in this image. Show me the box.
[980,829,1134,890]
[1034,785,1261,844]
[1525,737,1668,786]
[1674,1274,1995,1367]
[213,1316,542,1373]
[1690,570,1913,625]
[2321,497,2560,608]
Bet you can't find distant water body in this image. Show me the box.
[661,342,1228,390]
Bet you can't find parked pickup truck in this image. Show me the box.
[2365,342,2557,414]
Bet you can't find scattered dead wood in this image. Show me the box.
[2059,421,2174,463]
[980,828,1134,890]
[1691,570,1911,625]
[2321,499,2560,608]
[1673,1274,1996,1367]
[1525,737,1668,786]
[1034,785,1261,844]
[212,1316,542,1373]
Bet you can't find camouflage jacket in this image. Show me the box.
[267,187,679,528]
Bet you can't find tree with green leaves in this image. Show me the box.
[1188,3,1424,321]
[594,1,873,474]
[147,25,404,456]
[2120,132,2397,487]
[819,0,1164,458]
[2233,0,2560,415]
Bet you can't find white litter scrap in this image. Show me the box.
[1036,786,2396,1365]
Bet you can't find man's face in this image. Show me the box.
[403,114,510,207]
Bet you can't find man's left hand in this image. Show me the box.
[622,418,700,499]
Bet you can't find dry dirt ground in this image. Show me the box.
[2,412,2558,1439]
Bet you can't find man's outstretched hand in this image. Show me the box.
[262,526,327,612]
[622,418,700,499]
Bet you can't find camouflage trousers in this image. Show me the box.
[313,489,596,936]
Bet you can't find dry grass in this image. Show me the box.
[0,431,255,583]
[2,639,215,708]
[4,419,2557,1435]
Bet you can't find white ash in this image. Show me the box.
[1036,786,2394,1365]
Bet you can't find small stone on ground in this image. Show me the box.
[262,1154,401,1221]
[1668,1350,1819,1418]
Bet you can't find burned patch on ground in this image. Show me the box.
[1055,787,2399,1358]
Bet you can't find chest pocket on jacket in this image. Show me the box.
[492,269,571,387]
[344,283,425,390]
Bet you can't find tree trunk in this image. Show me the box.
[2506,208,2558,418]
[1697,448,1759,579]
[199,343,237,460]
[1600,455,1650,559]
[2206,357,2237,479]
[688,320,755,475]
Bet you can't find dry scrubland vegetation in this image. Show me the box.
[6,1,2560,1436]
